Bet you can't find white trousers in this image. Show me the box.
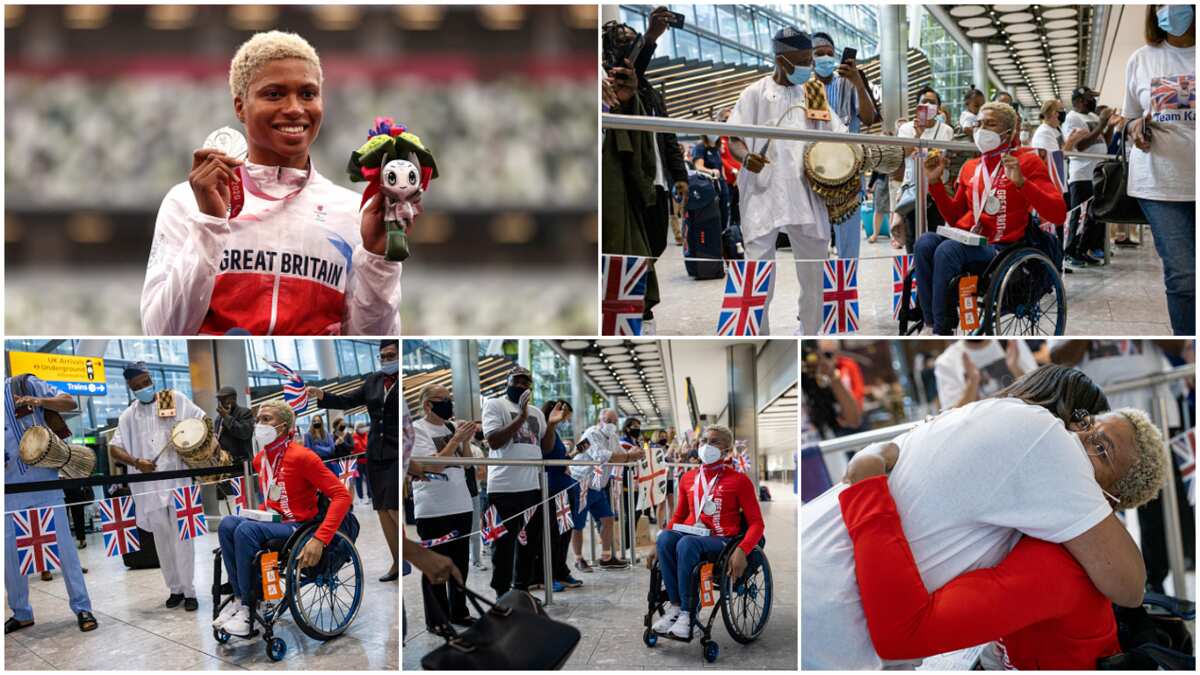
[142,504,196,597]
[743,225,829,335]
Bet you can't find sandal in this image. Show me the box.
[76,611,98,632]
[5,617,34,634]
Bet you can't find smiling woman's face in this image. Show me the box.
[235,58,323,169]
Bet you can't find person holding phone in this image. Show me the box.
[894,87,954,253]
[812,33,878,260]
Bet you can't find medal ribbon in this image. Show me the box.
[692,466,722,524]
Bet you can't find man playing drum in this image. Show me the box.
[108,363,208,612]
[726,27,849,335]
[4,374,97,634]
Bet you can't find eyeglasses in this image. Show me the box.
[1072,410,1122,507]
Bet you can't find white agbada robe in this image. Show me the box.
[111,389,207,597]
[727,75,848,334]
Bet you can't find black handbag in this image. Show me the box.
[420,583,581,670]
[1090,120,1147,225]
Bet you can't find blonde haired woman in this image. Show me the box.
[142,31,410,336]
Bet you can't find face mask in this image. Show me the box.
[1085,99,1097,114]
[380,361,399,375]
[1056,110,1067,124]
[786,64,812,86]
[506,386,525,404]
[697,443,722,465]
[813,55,837,79]
[628,427,640,437]
[974,128,1006,154]
[254,423,280,448]
[1158,4,1194,37]
[132,385,156,404]
[935,113,947,124]
[603,422,618,435]
[430,399,454,420]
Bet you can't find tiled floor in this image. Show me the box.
[4,496,397,671]
[650,228,1171,336]
[401,481,797,670]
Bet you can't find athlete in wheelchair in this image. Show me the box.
[210,400,363,661]
[642,425,771,663]
[904,101,1068,336]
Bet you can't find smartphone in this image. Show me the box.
[841,47,857,64]
[665,10,685,28]
[916,102,938,127]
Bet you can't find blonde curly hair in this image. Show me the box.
[1111,408,1168,510]
[229,31,323,101]
[979,101,1019,135]
[258,399,296,434]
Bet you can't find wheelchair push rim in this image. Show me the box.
[285,528,364,641]
[720,547,772,644]
[985,250,1066,336]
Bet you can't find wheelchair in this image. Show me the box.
[210,512,363,661]
[898,223,1067,336]
[641,531,772,663]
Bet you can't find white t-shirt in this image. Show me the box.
[1051,340,1181,428]
[1123,41,1196,201]
[410,418,474,519]
[898,120,954,186]
[481,396,546,493]
[1061,110,1107,184]
[568,425,618,488]
[726,75,847,244]
[801,398,1111,670]
[934,340,1038,410]
[1031,122,1062,152]
[959,108,979,132]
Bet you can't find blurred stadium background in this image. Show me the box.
[5,4,598,335]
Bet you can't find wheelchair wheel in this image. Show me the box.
[984,249,1066,335]
[643,627,657,648]
[897,269,923,335]
[266,637,286,662]
[702,639,720,663]
[284,528,364,641]
[720,547,772,644]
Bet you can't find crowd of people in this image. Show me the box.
[4,340,400,641]
[801,339,1195,669]
[402,363,767,645]
[603,5,1195,335]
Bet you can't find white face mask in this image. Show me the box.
[603,422,618,435]
[698,443,722,465]
[974,127,1008,154]
[255,423,280,448]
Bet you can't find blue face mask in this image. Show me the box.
[132,385,156,404]
[813,55,837,79]
[935,113,947,124]
[786,64,812,86]
[1158,4,1194,37]
[380,361,399,375]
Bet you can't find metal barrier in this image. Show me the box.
[412,456,643,607]
[602,113,1114,238]
[814,363,1195,598]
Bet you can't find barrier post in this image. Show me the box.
[539,470,554,606]
[1153,393,1188,598]
[243,459,258,509]
[626,467,638,565]
[915,142,927,238]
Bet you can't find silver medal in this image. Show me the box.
[701,498,716,515]
[268,484,282,501]
[984,194,1001,215]
[203,126,248,161]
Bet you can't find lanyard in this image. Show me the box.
[261,440,287,498]
[970,157,1005,231]
[692,467,721,519]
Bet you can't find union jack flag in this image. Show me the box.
[227,476,248,514]
[822,259,859,334]
[335,458,359,488]
[98,496,140,557]
[891,255,915,320]
[517,505,538,546]
[717,259,775,336]
[733,451,752,474]
[1046,149,1066,196]
[421,530,459,548]
[263,359,308,412]
[1170,429,1195,506]
[14,507,60,575]
[601,255,651,336]
[610,465,623,486]
[555,492,573,534]
[1150,74,1195,112]
[480,505,507,544]
[173,485,208,541]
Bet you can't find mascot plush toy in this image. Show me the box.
[347,117,439,261]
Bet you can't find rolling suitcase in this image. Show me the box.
[683,173,724,280]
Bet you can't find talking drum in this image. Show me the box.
[804,141,864,224]
[19,425,96,479]
[170,418,232,470]
[862,142,904,177]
